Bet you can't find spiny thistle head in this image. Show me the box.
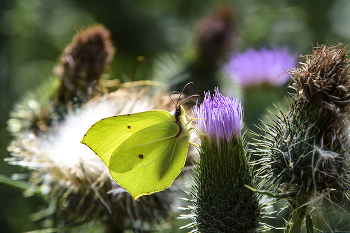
[184,89,264,232]
[256,44,350,203]
[54,24,115,106]
[290,44,350,140]
[224,47,297,87]
[7,84,193,232]
[7,77,59,136]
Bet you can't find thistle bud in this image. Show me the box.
[54,24,115,106]
[182,88,263,232]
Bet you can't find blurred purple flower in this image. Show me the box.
[193,88,243,144]
[224,47,298,87]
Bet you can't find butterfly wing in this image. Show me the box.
[109,120,190,200]
[81,110,175,167]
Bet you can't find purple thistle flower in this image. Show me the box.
[224,47,298,87]
[193,88,243,144]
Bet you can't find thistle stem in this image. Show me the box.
[287,196,309,233]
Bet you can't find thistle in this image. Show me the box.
[182,88,264,232]
[224,47,297,87]
[223,47,298,131]
[7,77,59,136]
[54,24,115,108]
[254,44,350,232]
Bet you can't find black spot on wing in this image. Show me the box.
[138,154,144,159]
[127,125,131,129]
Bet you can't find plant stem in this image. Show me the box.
[287,196,309,233]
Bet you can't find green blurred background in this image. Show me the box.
[1,0,350,232]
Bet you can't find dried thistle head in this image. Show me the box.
[54,24,115,106]
[7,84,195,232]
[256,44,350,203]
[290,44,350,142]
[291,44,350,107]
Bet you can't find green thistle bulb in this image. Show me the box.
[183,88,263,232]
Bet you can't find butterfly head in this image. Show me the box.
[170,82,199,119]
[174,105,182,119]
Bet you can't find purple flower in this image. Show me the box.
[193,88,243,144]
[224,47,298,87]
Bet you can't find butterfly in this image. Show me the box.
[81,83,198,200]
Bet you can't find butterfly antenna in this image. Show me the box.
[179,94,200,106]
[176,82,194,106]
[169,92,176,105]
